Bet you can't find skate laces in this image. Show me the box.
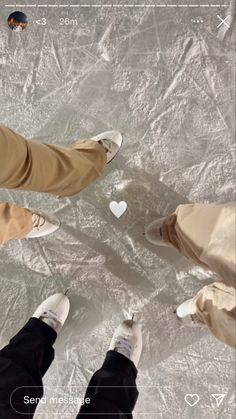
[39,309,62,330]
[99,139,114,153]
[114,335,133,359]
[32,213,46,230]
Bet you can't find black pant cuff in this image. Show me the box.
[103,350,138,380]
[15,317,57,346]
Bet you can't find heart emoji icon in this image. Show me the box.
[109,201,127,219]
[184,394,200,407]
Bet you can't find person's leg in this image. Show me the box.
[0,125,122,197]
[0,202,60,246]
[146,203,236,348]
[0,202,32,245]
[177,282,236,348]
[78,351,138,419]
[77,320,142,419]
[146,203,236,287]
[0,293,69,419]
[0,318,56,419]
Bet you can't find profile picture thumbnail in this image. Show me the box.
[8,11,28,32]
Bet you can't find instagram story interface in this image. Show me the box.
[0,1,235,418]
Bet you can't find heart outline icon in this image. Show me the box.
[109,201,127,219]
[184,394,200,407]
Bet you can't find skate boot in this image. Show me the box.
[25,210,60,239]
[91,131,123,163]
[145,217,171,246]
[32,293,70,333]
[176,298,203,327]
[109,320,142,368]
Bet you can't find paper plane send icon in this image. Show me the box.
[211,394,226,407]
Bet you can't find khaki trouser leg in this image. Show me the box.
[161,203,236,287]
[0,125,107,197]
[161,203,236,347]
[0,203,33,246]
[193,282,236,348]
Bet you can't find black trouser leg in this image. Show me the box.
[0,318,57,419]
[77,350,139,419]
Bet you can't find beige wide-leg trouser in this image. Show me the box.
[161,203,236,348]
[0,125,106,245]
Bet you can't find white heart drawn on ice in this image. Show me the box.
[184,394,200,407]
[109,201,127,219]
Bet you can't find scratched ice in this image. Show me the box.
[0,1,235,418]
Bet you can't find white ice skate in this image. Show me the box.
[91,130,123,163]
[145,217,170,246]
[176,298,197,318]
[32,292,70,333]
[176,298,203,327]
[25,210,60,239]
[109,320,142,368]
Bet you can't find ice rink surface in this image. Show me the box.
[0,1,235,418]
